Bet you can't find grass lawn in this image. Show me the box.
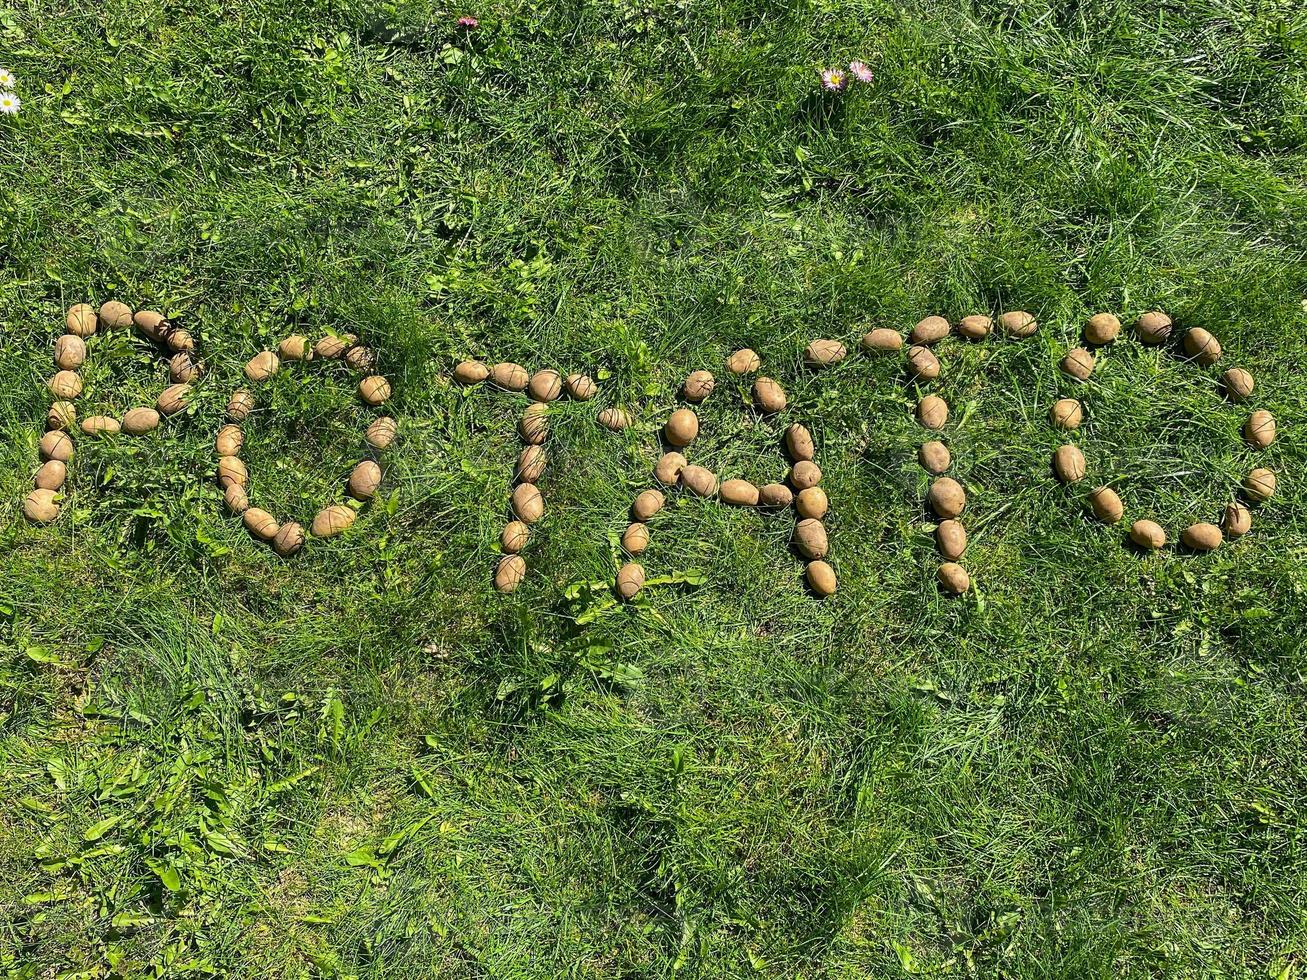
[3,0,1307,975]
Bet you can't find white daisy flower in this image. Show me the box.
[0,91,18,115]
[0,68,15,88]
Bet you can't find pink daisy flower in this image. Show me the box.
[457,15,478,28]
[849,60,873,84]
[820,67,847,92]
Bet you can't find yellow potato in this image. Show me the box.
[998,311,1037,337]
[48,371,83,399]
[720,479,760,507]
[565,373,597,400]
[785,423,815,461]
[937,562,971,594]
[664,408,699,447]
[918,441,950,474]
[243,507,280,540]
[520,403,550,443]
[1129,520,1167,550]
[24,488,60,523]
[348,460,383,500]
[157,384,191,416]
[789,460,821,490]
[66,303,97,337]
[80,415,121,436]
[957,315,991,340]
[622,522,650,554]
[804,338,848,367]
[1181,522,1222,552]
[244,351,280,382]
[34,460,67,491]
[226,390,256,421]
[680,465,718,497]
[39,430,74,462]
[792,518,829,559]
[54,335,86,370]
[1053,444,1087,482]
[272,521,305,557]
[795,486,828,519]
[916,395,948,430]
[928,477,966,518]
[512,483,545,523]
[1183,327,1221,365]
[490,362,528,391]
[909,315,950,346]
[312,504,357,538]
[1084,313,1120,346]
[122,408,160,435]
[1135,311,1171,345]
[632,489,665,521]
[654,452,687,485]
[500,520,529,553]
[752,377,787,414]
[597,407,632,431]
[1089,486,1123,523]
[98,300,133,331]
[860,328,902,352]
[358,375,391,406]
[278,335,313,361]
[366,417,398,450]
[726,348,761,374]
[806,560,837,597]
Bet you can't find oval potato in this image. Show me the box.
[790,460,821,490]
[726,348,761,374]
[906,345,940,381]
[224,483,250,514]
[1089,486,1123,523]
[664,408,699,447]
[1181,522,1222,552]
[1049,399,1083,430]
[528,369,563,402]
[1053,444,1087,482]
[24,488,60,523]
[928,477,966,518]
[490,362,529,391]
[227,390,256,421]
[80,415,121,436]
[616,562,646,600]
[48,371,83,399]
[598,407,631,431]
[1084,313,1121,346]
[122,407,160,435]
[1223,502,1251,538]
[682,370,714,403]
[632,489,665,521]
[861,328,902,352]
[315,334,355,359]
[1221,368,1254,402]
[312,504,356,538]
[1061,347,1095,381]
[565,373,597,400]
[785,423,815,461]
[958,315,991,340]
[916,395,948,430]
[1183,327,1221,365]
[1244,468,1275,503]
[622,522,650,554]
[792,518,829,559]
[34,460,67,491]
[366,416,398,450]
[1135,311,1171,345]
[999,311,1037,337]
[47,401,77,431]
[500,520,529,553]
[358,376,391,406]
[1243,410,1276,449]
[936,519,967,560]
[278,335,313,361]
[98,300,133,331]
[918,441,950,474]
[348,460,382,500]
[804,338,848,368]
[806,560,837,597]
[66,303,97,337]
[937,562,971,594]
[217,456,248,488]
[654,452,687,485]
[54,335,86,370]
[244,351,280,382]
[520,403,549,444]
[752,377,787,414]
[243,507,280,541]
[795,486,828,519]
[720,479,759,507]
[157,384,191,416]
[39,430,74,462]
[1129,519,1166,550]
[758,483,793,508]
[272,521,305,557]
[910,315,950,346]
[512,483,545,523]
[517,444,547,484]
[453,359,490,385]
[680,465,718,497]
[495,555,528,593]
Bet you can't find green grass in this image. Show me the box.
[3,0,1307,976]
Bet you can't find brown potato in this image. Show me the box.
[366,417,398,450]
[806,560,837,597]
[565,373,597,400]
[1084,313,1121,346]
[916,395,949,430]
[512,483,545,523]
[1181,522,1222,552]
[98,300,133,331]
[632,489,665,521]
[452,360,488,385]
[1183,327,1221,365]
[48,371,83,399]
[906,345,940,381]
[958,315,991,340]
[1221,368,1254,402]
[936,520,967,560]
[790,460,822,490]
[157,384,191,416]
[726,348,761,374]
[47,401,76,431]
[1061,347,1095,381]
[487,362,526,391]
[344,346,375,371]
[520,403,550,443]
[226,390,255,421]
[134,310,167,340]
[217,456,248,489]
[315,334,355,359]
[758,483,793,508]
[169,352,199,383]
[1053,444,1087,482]
[66,303,97,337]
[243,507,280,541]
[34,460,66,491]
[348,460,383,500]
[680,465,718,497]
[54,335,86,370]
[224,483,250,514]
[500,520,529,553]
[1129,519,1167,550]
[244,351,280,382]
[1244,468,1276,503]
[937,562,971,594]
[358,375,391,406]
[39,430,74,462]
[80,415,120,436]
[804,338,847,368]
[597,407,631,431]
[1223,502,1252,538]
[1243,410,1276,449]
[928,477,966,518]
[495,555,527,593]
[664,408,699,447]
[272,522,306,557]
[616,562,646,600]
[24,488,60,523]
[999,311,1037,337]
[312,504,356,538]
[278,335,313,361]
[792,518,829,559]
[622,522,650,554]
[720,479,760,507]
[910,316,950,346]
[528,369,563,402]
[1049,399,1083,430]
[752,377,787,414]
[654,452,687,485]
[1089,486,1123,523]
[918,441,951,474]
[165,328,195,354]
[786,423,815,461]
[795,486,828,519]
[682,370,715,403]
[122,407,160,436]
[1135,311,1171,345]
[517,444,547,483]
[861,328,903,352]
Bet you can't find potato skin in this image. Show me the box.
[726,349,761,374]
[792,518,829,559]
[928,477,966,519]
[681,371,714,403]
[616,562,645,600]
[937,562,971,594]
[806,560,837,597]
[1129,520,1167,550]
[1181,522,1222,552]
[664,408,699,447]
[495,555,527,593]
[909,316,950,346]
[752,378,787,414]
[861,328,902,352]
[1053,445,1087,483]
